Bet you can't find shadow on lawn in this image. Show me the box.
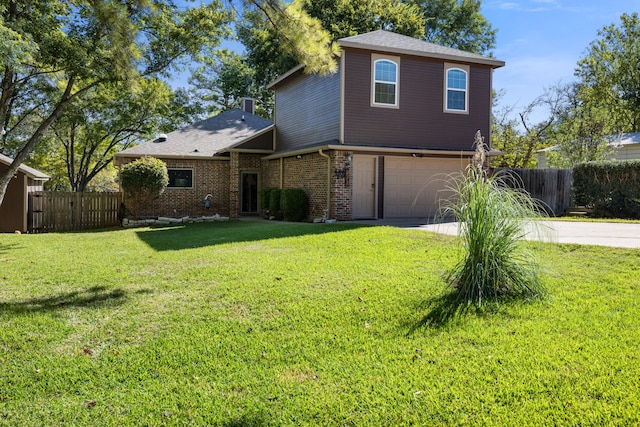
[0,285,135,315]
[408,293,503,331]
[135,220,369,251]
[0,242,22,255]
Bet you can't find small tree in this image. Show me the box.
[120,157,168,218]
[439,131,548,312]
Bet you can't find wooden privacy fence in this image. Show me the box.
[496,168,573,216]
[28,191,123,233]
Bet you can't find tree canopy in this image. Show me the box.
[407,0,496,55]
[575,12,640,132]
[0,0,234,203]
[0,0,340,204]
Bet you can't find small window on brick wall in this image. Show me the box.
[167,168,193,188]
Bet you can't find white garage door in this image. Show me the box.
[384,157,468,218]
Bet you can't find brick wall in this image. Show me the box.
[119,157,231,218]
[332,151,353,220]
[261,150,354,221]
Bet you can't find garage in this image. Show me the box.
[383,156,469,218]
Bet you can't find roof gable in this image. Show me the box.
[116,109,274,158]
[339,30,504,68]
[0,153,50,180]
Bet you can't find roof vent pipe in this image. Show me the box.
[156,133,168,142]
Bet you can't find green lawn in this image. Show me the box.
[1,221,638,426]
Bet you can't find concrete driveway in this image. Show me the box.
[414,220,640,249]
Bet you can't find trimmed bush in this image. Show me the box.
[280,188,308,222]
[268,188,282,220]
[260,187,276,210]
[120,157,168,217]
[573,160,640,219]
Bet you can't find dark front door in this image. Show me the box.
[241,172,259,214]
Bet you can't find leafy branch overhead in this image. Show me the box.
[0,0,341,203]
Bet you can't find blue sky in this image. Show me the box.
[482,0,639,122]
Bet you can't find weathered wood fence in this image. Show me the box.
[496,168,573,216]
[28,191,123,233]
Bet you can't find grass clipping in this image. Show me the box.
[440,131,549,309]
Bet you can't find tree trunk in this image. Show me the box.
[0,76,78,206]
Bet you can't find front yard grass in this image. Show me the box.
[1,221,638,426]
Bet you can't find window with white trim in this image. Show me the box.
[372,57,399,107]
[445,66,468,112]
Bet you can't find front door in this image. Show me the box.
[241,172,259,214]
[352,155,376,219]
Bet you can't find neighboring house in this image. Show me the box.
[537,132,640,169]
[115,30,504,220]
[0,153,50,233]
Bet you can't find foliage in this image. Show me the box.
[47,78,184,192]
[1,222,639,425]
[189,51,273,118]
[268,188,282,219]
[120,157,168,216]
[238,0,426,109]
[301,0,426,40]
[490,88,556,169]
[0,0,232,205]
[543,84,618,169]
[575,12,640,132]
[280,188,308,222]
[573,160,640,219]
[441,132,548,309]
[260,187,277,210]
[407,0,497,55]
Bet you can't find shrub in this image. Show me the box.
[280,188,308,222]
[573,160,640,219]
[439,132,548,310]
[120,157,168,217]
[268,188,282,220]
[260,187,276,210]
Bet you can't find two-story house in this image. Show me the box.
[115,30,504,221]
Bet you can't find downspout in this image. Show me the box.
[318,149,331,219]
[279,157,283,189]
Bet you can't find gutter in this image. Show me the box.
[262,144,504,161]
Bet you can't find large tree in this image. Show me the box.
[491,89,557,169]
[0,0,232,205]
[51,78,195,192]
[408,0,496,55]
[544,84,617,168]
[575,12,640,132]
[234,0,425,113]
[189,51,273,117]
[0,0,339,205]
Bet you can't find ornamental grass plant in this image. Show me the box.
[439,132,549,309]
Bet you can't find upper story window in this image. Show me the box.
[372,55,399,107]
[444,65,469,113]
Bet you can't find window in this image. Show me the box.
[167,168,193,188]
[372,57,399,107]
[445,66,468,112]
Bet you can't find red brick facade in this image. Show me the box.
[261,150,353,221]
[119,157,231,218]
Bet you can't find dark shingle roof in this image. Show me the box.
[116,109,273,158]
[339,30,504,68]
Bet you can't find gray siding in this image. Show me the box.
[274,70,341,152]
[343,48,493,151]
